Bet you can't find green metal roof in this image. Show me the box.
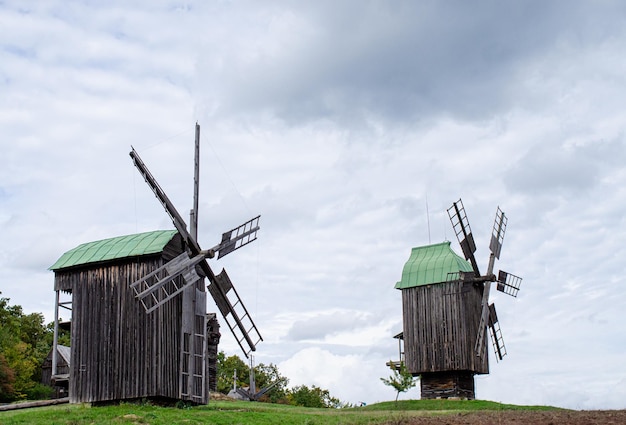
[49,230,178,271]
[395,241,472,289]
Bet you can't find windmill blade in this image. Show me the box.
[212,215,261,259]
[447,199,481,276]
[489,207,507,260]
[130,252,205,313]
[207,268,263,357]
[496,270,523,298]
[488,303,507,361]
[130,147,200,250]
[486,207,508,276]
[130,147,263,355]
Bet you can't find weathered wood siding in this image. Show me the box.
[41,349,70,388]
[55,257,181,403]
[52,234,209,404]
[401,281,489,375]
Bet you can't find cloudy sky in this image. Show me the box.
[1,0,625,410]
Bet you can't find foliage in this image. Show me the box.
[287,384,342,408]
[216,351,291,403]
[253,362,289,403]
[380,362,416,402]
[0,352,15,399]
[0,293,58,401]
[3,341,38,399]
[216,351,249,394]
[216,351,343,407]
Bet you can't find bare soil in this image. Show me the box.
[400,409,626,424]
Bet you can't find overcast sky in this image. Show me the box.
[1,0,625,410]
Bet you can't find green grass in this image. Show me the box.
[0,399,564,425]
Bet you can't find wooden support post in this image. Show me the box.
[51,290,60,379]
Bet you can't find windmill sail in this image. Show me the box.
[214,215,261,259]
[488,303,506,361]
[447,199,480,276]
[130,147,197,250]
[208,269,263,357]
[130,252,204,313]
[496,270,522,297]
[489,207,507,260]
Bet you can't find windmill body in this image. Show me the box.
[50,230,201,403]
[394,199,522,400]
[395,242,488,399]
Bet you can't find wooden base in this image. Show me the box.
[420,371,475,400]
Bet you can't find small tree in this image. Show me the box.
[216,351,249,394]
[380,362,416,403]
[0,294,56,401]
[287,384,341,408]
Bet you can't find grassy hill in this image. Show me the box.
[0,398,564,425]
[361,399,558,411]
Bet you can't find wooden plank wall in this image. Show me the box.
[41,350,69,387]
[55,256,184,403]
[402,281,489,375]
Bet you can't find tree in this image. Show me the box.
[287,384,342,408]
[380,362,416,402]
[216,351,290,403]
[0,293,55,401]
[253,362,289,403]
[3,341,37,399]
[216,351,343,407]
[216,351,249,394]
[0,353,15,401]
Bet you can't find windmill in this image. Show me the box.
[447,198,522,362]
[393,198,522,399]
[128,124,262,401]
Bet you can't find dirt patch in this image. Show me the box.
[398,410,626,424]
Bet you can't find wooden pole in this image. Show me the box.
[51,290,60,379]
[191,123,200,240]
[0,398,69,411]
[183,123,201,400]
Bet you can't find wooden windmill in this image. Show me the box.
[49,124,262,404]
[394,198,522,399]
